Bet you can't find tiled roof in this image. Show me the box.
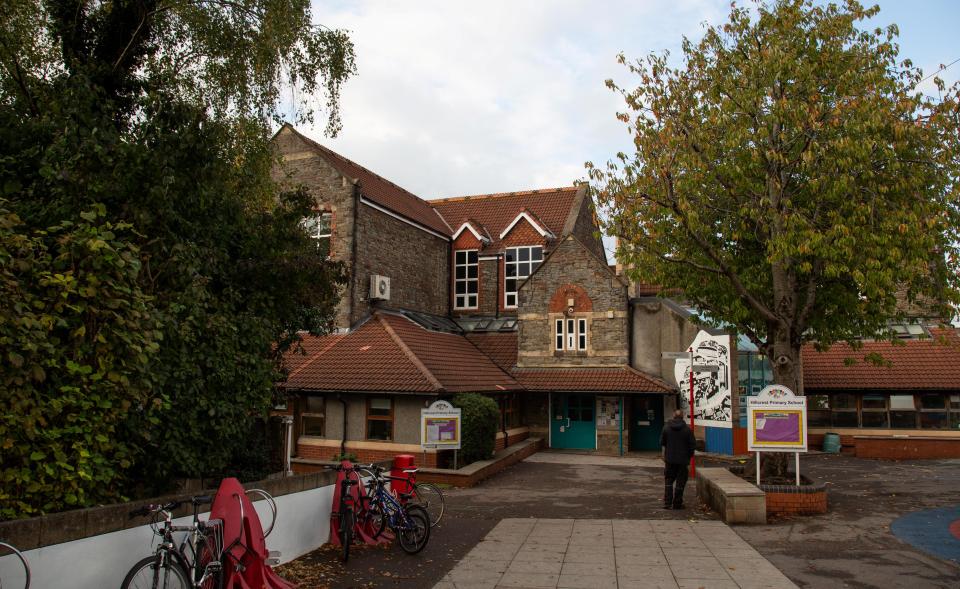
[431,187,581,248]
[282,333,344,373]
[466,332,518,371]
[283,126,451,236]
[281,312,520,393]
[802,329,960,391]
[512,367,675,393]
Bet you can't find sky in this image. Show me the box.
[295,0,960,257]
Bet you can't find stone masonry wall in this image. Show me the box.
[569,190,607,263]
[271,127,357,329]
[517,236,628,367]
[353,203,449,322]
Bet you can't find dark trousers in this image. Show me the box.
[664,462,689,507]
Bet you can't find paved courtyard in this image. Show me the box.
[278,452,960,588]
[433,518,797,589]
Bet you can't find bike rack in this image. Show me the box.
[244,489,278,538]
[0,541,31,589]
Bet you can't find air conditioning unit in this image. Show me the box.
[370,274,391,301]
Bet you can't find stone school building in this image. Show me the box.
[272,125,960,468]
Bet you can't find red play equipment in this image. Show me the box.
[210,477,295,589]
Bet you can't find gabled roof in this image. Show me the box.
[281,312,520,393]
[499,209,554,240]
[431,187,581,249]
[802,329,960,391]
[512,366,675,393]
[277,125,452,236]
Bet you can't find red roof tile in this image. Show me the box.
[282,333,344,373]
[431,187,581,249]
[512,366,675,393]
[281,313,520,393]
[283,126,451,236]
[802,329,960,390]
[465,332,518,371]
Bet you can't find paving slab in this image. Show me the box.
[433,519,798,589]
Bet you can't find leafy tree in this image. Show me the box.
[590,0,960,475]
[0,0,353,516]
[452,393,500,465]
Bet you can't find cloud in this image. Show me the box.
[301,0,725,200]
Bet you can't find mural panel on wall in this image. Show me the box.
[675,331,732,428]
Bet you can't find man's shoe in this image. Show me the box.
[672,503,684,510]
[663,504,673,510]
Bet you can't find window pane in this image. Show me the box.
[305,396,324,414]
[505,265,516,277]
[951,412,960,430]
[467,281,478,294]
[467,265,478,279]
[808,395,830,410]
[919,412,948,429]
[505,249,516,263]
[808,411,831,427]
[950,395,960,409]
[468,295,477,307]
[368,419,392,440]
[518,262,530,277]
[919,394,946,409]
[455,250,465,263]
[455,266,466,279]
[302,416,325,437]
[455,281,466,294]
[890,410,916,429]
[518,248,529,262]
[532,247,543,261]
[456,295,465,307]
[861,411,888,428]
[506,294,516,306]
[833,411,858,427]
[832,394,856,409]
[369,397,391,416]
[889,395,915,410]
[862,395,886,409]
[468,251,478,264]
[531,260,541,273]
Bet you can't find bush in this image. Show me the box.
[451,394,500,465]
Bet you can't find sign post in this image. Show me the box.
[747,385,808,485]
[421,400,462,467]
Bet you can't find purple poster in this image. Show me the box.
[754,411,802,445]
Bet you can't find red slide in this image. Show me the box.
[210,477,295,589]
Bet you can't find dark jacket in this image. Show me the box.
[660,417,696,465]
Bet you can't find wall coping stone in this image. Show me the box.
[0,468,349,552]
[418,437,541,477]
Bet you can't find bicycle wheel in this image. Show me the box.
[395,504,430,555]
[364,500,388,539]
[413,483,445,527]
[194,535,224,589]
[0,541,30,589]
[121,555,190,589]
[340,506,355,562]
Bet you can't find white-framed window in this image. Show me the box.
[554,316,587,352]
[303,212,332,255]
[455,250,479,309]
[504,245,543,308]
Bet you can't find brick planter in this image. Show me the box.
[728,466,828,517]
[759,477,828,516]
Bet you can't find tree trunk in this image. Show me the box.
[761,327,803,479]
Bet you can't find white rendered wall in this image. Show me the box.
[0,483,334,589]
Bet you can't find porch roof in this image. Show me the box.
[512,366,675,394]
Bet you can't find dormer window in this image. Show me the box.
[504,246,542,308]
[455,250,479,309]
[303,212,332,256]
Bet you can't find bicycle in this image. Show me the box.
[0,540,31,589]
[360,465,430,554]
[324,464,361,562]
[121,495,224,589]
[399,468,445,528]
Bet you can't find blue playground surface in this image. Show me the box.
[890,505,960,564]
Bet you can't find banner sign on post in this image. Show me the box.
[675,331,733,428]
[747,385,807,452]
[421,400,462,450]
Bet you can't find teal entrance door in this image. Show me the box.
[551,394,596,449]
[629,396,664,450]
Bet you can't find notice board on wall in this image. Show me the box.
[597,396,620,427]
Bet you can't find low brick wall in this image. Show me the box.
[696,467,766,525]
[416,437,544,488]
[853,436,960,460]
[760,478,828,516]
[494,427,530,451]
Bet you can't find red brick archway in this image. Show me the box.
[549,284,592,313]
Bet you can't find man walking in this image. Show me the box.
[661,409,696,509]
